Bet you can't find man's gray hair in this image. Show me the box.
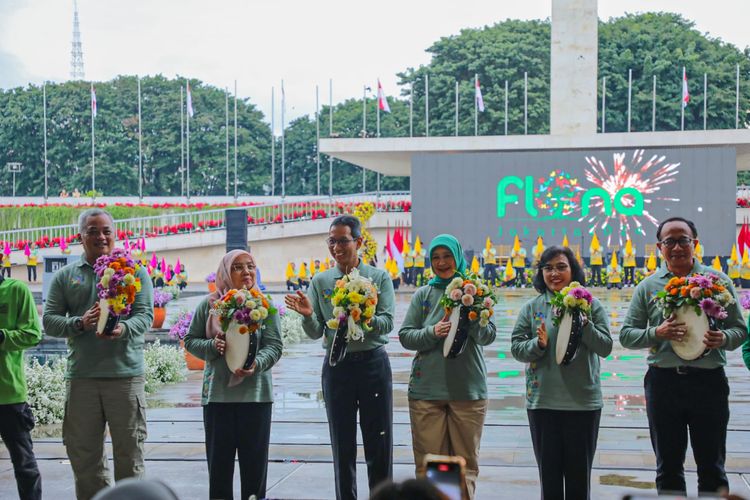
[78,208,114,235]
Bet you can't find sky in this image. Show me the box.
[1,0,748,130]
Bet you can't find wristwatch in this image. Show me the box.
[74,318,84,331]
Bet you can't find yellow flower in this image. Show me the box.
[347,292,364,304]
[364,305,376,318]
[326,318,340,329]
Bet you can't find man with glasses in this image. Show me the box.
[285,214,395,500]
[620,217,747,496]
[43,208,154,500]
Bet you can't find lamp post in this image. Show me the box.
[5,162,23,197]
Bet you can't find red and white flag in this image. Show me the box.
[475,75,485,112]
[91,85,97,118]
[186,82,194,118]
[377,79,391,113]
[682,68,690,108]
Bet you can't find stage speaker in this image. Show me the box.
[225,208,248,253]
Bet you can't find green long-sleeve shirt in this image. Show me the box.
[620,261,747,368]
[399,285,496,401]
[743,332,750,371]
[185,297,283,405]
[42,255,154,378]
[302,260,395,352]
[0,278,43,404]
[511,292,612,411]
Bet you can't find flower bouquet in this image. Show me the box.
[550,282,593,365]
[210,288,276,372]
[440,275,497,358]
[325,268,378,366]
[94,249,142,336]
[654,273,734,360]
[205,272,217,293]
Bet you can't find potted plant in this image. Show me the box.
[169,310,204,370]
[152,289,173,329]
[205,272,217,293]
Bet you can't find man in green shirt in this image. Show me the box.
[0,274,43,499]
[285,215,395,500]
[620,217,747,496]
[42,208,154,500]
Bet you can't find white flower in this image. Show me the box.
[480,309,491,319]
[259,307,268,320]
[332,306,345,318]
[246,299,256,309]
[250,309,262,322]
[461,294,474,307]
[479,319,489,327]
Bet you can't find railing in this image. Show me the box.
[0,192,411,250]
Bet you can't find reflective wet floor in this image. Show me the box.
[3,288,750,499]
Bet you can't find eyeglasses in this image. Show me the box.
[230,263,256,273]
[326,237,355,247]
[542,263,570,274]
[659,237,694,249]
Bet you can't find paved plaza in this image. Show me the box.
[2,288,749,499]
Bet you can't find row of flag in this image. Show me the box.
[376,76,484,113]
[89,81,195,119]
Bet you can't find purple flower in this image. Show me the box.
[571,287,593,304]
[688,275,712,289]
[740,292,750,310]
[153,289,173,307]
[699,297,726,319]
[205,272,217,283]
[169,310,193,340]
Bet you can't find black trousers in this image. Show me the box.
[527,409,601,500]
[1,266,10,278]
[27,266,37,282]
[322,346,393,500]
[645,366,729,495]
[515,267,526,286]
[589,266,601,286]
[483,265,498,284]
[0,403,42,500]
[203,402,272,500]
[624,267,635,284]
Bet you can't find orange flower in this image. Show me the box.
[704,289,713,297]
[669,288,679,296]
[468,311,478,321]
[238,325,249,334]
[262,299,269,309]
[350,308,362,322]
[251,289,260,297]
[680,288,689,297]
[477,289,484,297]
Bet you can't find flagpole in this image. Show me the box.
[91,82,95,193]
[376,82,381,138]
[524,71,528,135]
[316,84,320,196]
[504,80,508,135]
[362,84,366,193]
[474,74,478,136]
[225,86,229,196]
[601,76,606,133]
[627,68,632,132]
[454,80,459,136]
[233,79,238,200]
[651,75,656,132]
[425,74,429,137]
[281,79,285,201]
[328,78,333,198]
[180,85,184,197]
[736,63,740,129]
[703,73,707,131]
[681,67,685,131]
[409,81,413,137]
[43,82,48,201]
[138,76,143,201]
[271,86,275,197]
[186,80,191,201]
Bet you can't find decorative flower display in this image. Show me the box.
[654,273,734,320]
[153,289,173,308]
[94,249,142,316]
[549,281,593,326]
[210,288,276,334]
[326,268,379,342]
[440,275,497,327]
[168,310,194,340]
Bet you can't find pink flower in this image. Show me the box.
[464,284,477,296]
[449,289,463,301]
[483,297,494,309]
[461,294,474,307]
[690,287,703,300]
[235,293,246,305]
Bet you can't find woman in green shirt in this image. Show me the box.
[398,234,496,499]
[185,249,283,500]
[743,330,750,371]
[511,245,612,500]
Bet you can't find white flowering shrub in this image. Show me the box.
[25,357,66,425]
[280,310,306,347]
[144,340,186,393]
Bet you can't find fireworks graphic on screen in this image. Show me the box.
[534,170,585,217]
[579,149,680,246]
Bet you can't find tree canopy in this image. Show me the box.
[1,13,748,196]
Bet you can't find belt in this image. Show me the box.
[342,346,384,362]
[651,365,723,376]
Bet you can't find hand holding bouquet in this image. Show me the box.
[654,273,734,320]
[94,249,142,335]
[326,268,378,342]
[550,281,593,326]
[441,275,497,327]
